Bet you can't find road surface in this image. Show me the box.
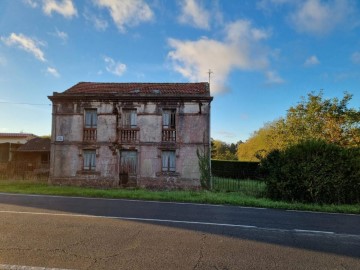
[0,193,359,269]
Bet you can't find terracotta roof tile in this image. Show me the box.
[0,133,36,138]
[16,137,50,152]
[61,82,210,96]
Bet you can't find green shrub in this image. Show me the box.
[260,140,360,204]
[211,160,262,179]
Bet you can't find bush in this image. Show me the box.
[211,160,262,179]
[260,140,360,204]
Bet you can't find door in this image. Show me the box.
[119,151,137,185]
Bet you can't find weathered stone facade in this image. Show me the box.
[48,82,212,189]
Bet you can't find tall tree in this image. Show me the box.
[237,91,360,161]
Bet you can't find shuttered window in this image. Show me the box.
[162,109,176,129]
[83,150,96,171]
[123,109,137,128]
[84,109,97,128]
[162,151,176,172]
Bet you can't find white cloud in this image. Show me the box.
[23,0,38,8]
[53,28,68,42]
[83,11,108,31]
[43,0,77,18]
[104,56,127,76]
[168,20,273,93]
[47,67,60,77]
[94,0,153,32]
[1,33,46,62]
[289,0,354,35]
[258,0,355,36]
[178,0,210,29]
[265,70,284,84]
[351,51,360,64]
[304,55,320,66]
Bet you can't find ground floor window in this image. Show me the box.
[162,150,176,172]
[83,150,96,171]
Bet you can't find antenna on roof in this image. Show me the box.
[207,69,213,85]
[207,69,214,87]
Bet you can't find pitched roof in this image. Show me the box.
[60,82,210,96]
[0,133,36,138]
[16,137,50,152]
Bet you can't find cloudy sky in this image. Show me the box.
[1,0,360,143]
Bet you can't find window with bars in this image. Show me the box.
[83,150,96,171]
[123,109,137,128]
[162,151,176,172]
[84,109,97,128]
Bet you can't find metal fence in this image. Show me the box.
[211,174,266,197]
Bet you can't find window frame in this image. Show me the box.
[161,150,176,172]
[83,149,96,171]
[123,109,137,128]
[162,109,176,129]
[84,109,97,128]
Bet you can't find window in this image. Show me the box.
[123,109,137,128]
[83,150,96,171]
[162,109,176,129]
[84,109,97,128]
[162,151,176,172]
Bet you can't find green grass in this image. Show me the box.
[0,179,359,214]
[212,177,266,197]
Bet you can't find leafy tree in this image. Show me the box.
[280,91,360,147]
[211,139,240,160]
[237,91,360,161]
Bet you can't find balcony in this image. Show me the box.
[83,128,97,142]
[162,129,176,142]
[120,128,139,143]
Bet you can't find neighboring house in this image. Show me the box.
[48,82,212,188]
[13,137,51,174]
[0,133,37,167]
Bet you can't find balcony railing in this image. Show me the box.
[162,129,176,142]
[83,128,97,142]
[120,128,138,143]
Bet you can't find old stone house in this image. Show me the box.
[48,82,212,188]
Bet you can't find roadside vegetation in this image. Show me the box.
[0,178,359,214]
[0,91,359,214]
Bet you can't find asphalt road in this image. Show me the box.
[0,193,359,269]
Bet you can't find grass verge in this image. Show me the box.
[0,180,359,214]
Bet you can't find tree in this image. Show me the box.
[237,91,360,161]
[280,91,360,147]
[211,139,239,160]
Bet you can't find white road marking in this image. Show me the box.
[0,210,257,229]
[1,209,355,238]
[0,264,74,270]
[293,229,335,235]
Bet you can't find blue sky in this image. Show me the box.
[1,0,360,143]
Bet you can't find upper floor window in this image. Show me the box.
[83,149,96,171]
[84,109,97,128]
[163,109,176,129]
[123,109,137,128]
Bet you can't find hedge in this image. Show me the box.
[211,160,262,179]
[260,140,360,204]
